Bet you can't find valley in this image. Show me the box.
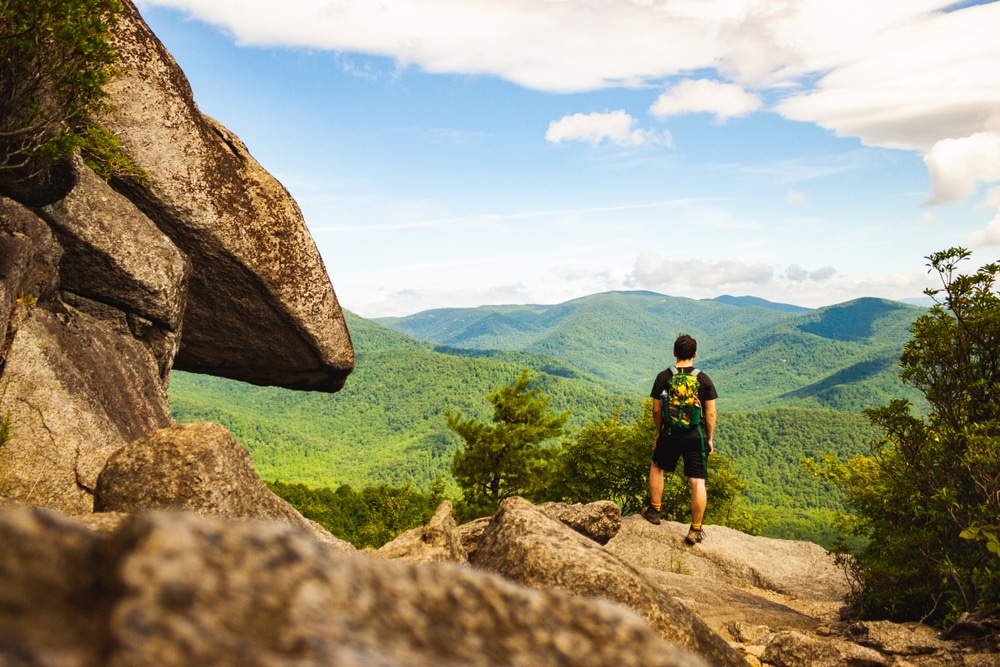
[169,290,924,545]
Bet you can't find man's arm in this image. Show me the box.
[652,398,662,446]
[704,399,716,455]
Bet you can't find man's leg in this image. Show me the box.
[684,477,708,544]
[689,476,707,525]
[642,462,664,524]
[649,462,664,508]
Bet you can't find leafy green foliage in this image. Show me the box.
[809,248,1000,625]
[267,479,445,549]
[545,405,653,515]
[0,0,141,185]
[718,408,882,510]
[377,291,799,394]
[449,370,569,520]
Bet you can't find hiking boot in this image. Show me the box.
[685,525,705,545]
[641,506,662,525]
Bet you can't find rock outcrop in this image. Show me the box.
[101,0,354,392]
[4,3,998,666]
[0,190,178,512]
[536,499,621,544]
[0,0,355,515]
[606,516,850,604]
[94,422,353,550]
[470,497,749,667]
[0,506,709,667]
[375,499,468,563]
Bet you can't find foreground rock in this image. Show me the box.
[376,499,468,563]
[102,0,354,391]
[537,500,621,544]
[607,516,850,605]
[471,497,749,667]
[94,422,352,550]
[0,506,708,667]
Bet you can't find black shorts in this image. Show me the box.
[652,429,709,479]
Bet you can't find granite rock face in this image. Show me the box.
[376,500,469,564]
[537,500,621,544]
[0,506,708,667]
[471,497,749,667]
[94,422,354,550]
[38,155,189,336]
[0,305,173,513]
[606,516,851,604]
[101,0,354,392]
[0,1,355,515]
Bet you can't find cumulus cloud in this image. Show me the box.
[969,213,1000,248]
[979,186,1000,211]
[545,111,669,147]
[626,252,774,291]
[786,264,836,282]
[142,0,1000,208]
[923,132,1000,205]
[649,79,762,123]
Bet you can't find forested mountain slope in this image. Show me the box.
[377,291,803,392]
[710,297,925,410]
[377,291,924,408]
[169,297,923,544]
[169,312,639,490]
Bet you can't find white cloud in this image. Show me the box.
[142,0,1000,208]
[923,132,1000,205]
[786,189,807,205]
[786,264,809,282]
[545,111,669,147]
[978,186,1000,211]
[810,266,836,281]
[649,79,762,123]
[969,212,1000,248]
[786,264,835,282]
[626,252,774,291]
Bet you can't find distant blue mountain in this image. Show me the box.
[706,294,811,313]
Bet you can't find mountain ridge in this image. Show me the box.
[374,291,924,407]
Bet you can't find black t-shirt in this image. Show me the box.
[650,366,718,439]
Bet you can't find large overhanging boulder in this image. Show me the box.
[100,0,354,392]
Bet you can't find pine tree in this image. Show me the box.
[448,370,568,520]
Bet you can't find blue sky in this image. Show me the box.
[134,0,1000,317]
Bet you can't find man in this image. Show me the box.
[641,334,718,545]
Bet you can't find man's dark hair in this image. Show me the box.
[674,334,697,360]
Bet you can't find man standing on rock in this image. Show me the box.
[641,334,717,545]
